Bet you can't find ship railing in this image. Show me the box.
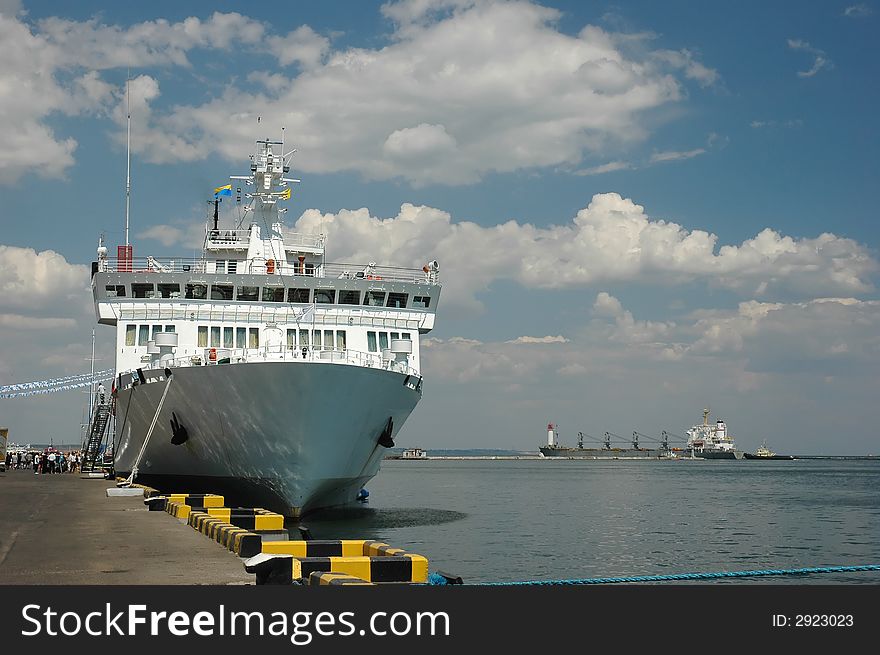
[98,257,439,284]
[147,346,419,377]
[277,229,326,250]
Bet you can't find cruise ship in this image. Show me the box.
[90,136,441,516]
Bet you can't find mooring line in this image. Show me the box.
[427,564,880,586]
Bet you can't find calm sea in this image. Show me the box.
[299,458,880,584]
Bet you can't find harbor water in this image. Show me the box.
[301,458,880,584]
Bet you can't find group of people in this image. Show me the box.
[4,449,83,474]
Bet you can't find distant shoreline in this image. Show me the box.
[386,453,879,461]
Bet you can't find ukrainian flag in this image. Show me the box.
[214,184,233,197]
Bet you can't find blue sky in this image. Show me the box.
[0,0,877,453]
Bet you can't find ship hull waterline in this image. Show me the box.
[539,447,676,459]
[113,361,420,517]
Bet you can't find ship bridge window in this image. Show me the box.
[363,291,385,307]
[106,285,126,298]
[132,283,155,299]
[386,292,408,308]
[412,296,431,309]
[336,330,346,350]
[288,288,310,303]
[249,328,260,348]
[223,327,234,348]
[185,283,207,300]
[210,284,234,300]
[158,283,181,299]
[237,286,259,301]
[236,327,246,348]
[315,289,336,304]
[210,326,221,347]
[367,331,377,352]
[262,287,285,302]
[125,325,136,346]
[338,290,361,305]
[379,332,389,351]
[138,325,149,346]
[198,326,208,347]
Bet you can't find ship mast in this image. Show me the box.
[124,74,131,247]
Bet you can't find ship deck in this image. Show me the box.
[0,471,252,584]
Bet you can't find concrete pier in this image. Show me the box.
[0,470,252,585]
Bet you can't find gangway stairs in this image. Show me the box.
[81,402,111,472]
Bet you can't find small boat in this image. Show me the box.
[743,441,795,460]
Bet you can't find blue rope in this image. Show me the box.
[427,564,880,586]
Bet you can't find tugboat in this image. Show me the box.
[744,441,795,460]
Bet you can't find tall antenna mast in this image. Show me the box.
[125,72,131,247]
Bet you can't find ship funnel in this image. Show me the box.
[547,423,556,447]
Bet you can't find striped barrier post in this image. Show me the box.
[307,572,375,586]
[244,553,429,585]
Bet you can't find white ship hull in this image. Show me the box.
[113,362,421,516]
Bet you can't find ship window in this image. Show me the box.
[412,296,430,309]
[237,286,259,301]
[288,288,310,303]
[138,325,149,346]
[338,290,360,305]
[367,331,377,352]
[248,328,259,348]
[324,330,334,350]
[125,325,136,347]
[305,263,315,276]
[379,332,389,350]
[299,329,309,347]
[197,326,208,347]
[315,289,336,304]
[223,327,234,348]
[401,332,411,340]
[287,329,295,349]
[236,327,246,348]
[312,330,322,348]
[157,283,180,299]
[386,292,408,308]
[132,283,155,299]
[165,325,175,333]
[262,287,285,302]
[364,291,385,306]
[210,284,234,300]
[210,326,221,347]
[152,325,163,340]
[185,283,207,300]
[106,285,126,298]
[336,330,346,350]
[227,260,238,275]
[215,260,226,275]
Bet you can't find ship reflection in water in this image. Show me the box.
[292,506,467,540]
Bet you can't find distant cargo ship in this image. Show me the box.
[539,424,674,459]
[685,409,743,459]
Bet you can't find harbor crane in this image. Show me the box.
[604,431,624,449]
[662,430,686,450]
[576,432,605,449]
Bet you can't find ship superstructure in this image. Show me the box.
[91,136,441,516]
